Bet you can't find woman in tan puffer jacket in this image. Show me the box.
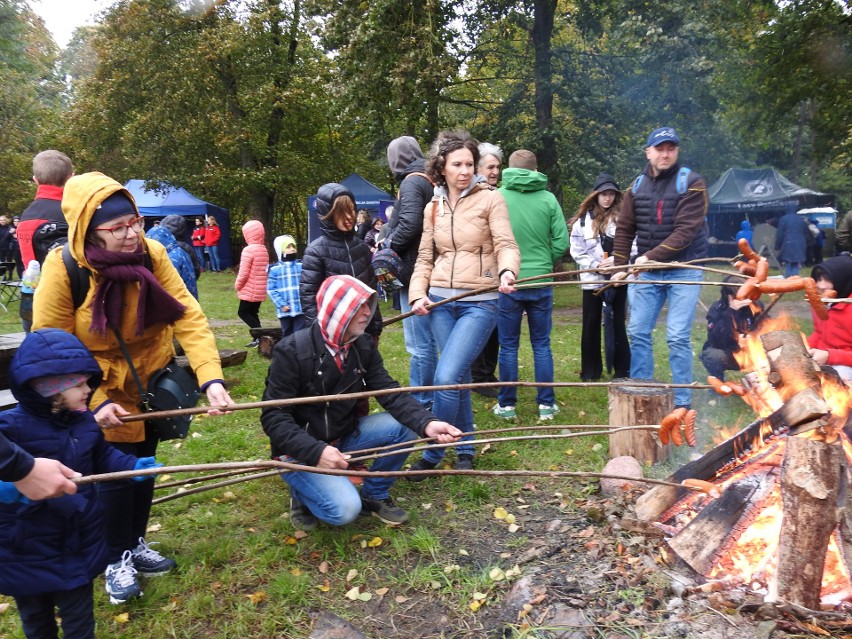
[235,220,269,346]
[408,130,520,473]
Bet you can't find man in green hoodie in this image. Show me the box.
[493,150,570,422]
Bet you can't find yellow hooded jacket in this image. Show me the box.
[33,172,224,443]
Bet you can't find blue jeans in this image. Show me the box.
[496,287,555,407]
[208,245,221,271]
[783,261,801,278]
[194,246,205,266]
[400,289,438,406]
[281,413,417,526]
[421,296,497,464]
[627,268,702,406]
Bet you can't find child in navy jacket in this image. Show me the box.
[0,329,158,637]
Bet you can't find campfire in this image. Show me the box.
[635,314,852,610]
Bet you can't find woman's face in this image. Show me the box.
[442,148,475,194]
[815,276,834,296]
[92,213,144,252]
[597,190,617,209]
[334,199,356,232]
[479,154,501,186]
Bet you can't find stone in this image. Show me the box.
[600,456,643,496]
[309,611,368,639]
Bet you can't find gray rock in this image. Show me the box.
[600,456,643,496]
[309,611,368,639]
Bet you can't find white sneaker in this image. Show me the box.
[492,404,516,419]
[104,550,142,604]
[538,404,559,420]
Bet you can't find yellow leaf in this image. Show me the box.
[394,595,409,603]
[284,536,298,545]
[345,586,361,600]
[319,561,330,574]
[376,587,389,596]
[493,507,508,520]
[360,539,367,549]
[564,449,573,456]
[469,600,482,612]
[346,569,358,583]
[504,513,516,524]
[316,580,331,592]
[472,591,487,601]
[114,612,130,623]
[248,527,255,533]
[445,501,456,512]
[158,474,172,482]
[458,549,469,556]
[245,591,266,605]
[367,536,383,548]
[290,567,302,576]
[490,567,506,581]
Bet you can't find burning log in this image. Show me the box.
[608,383,673,464]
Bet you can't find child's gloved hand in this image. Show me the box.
[0,481,29,504]
[132,457,163,482]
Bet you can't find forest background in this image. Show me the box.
[1,0,850,245]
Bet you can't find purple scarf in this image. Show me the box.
[84,243,186,336]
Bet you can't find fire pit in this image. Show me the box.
[634,320,852,610]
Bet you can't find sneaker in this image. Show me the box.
[131,537,176,576]
[361,496,408,525]
[105,550,142,604]
[406,457,437,482]
[453,455,474,471]
[492,404,516,419]
[538,404,560,421]
[289,497,319,531]
[245,339,260,348]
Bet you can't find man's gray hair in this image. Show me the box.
[477,143,503,166]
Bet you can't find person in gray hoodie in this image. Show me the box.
[386,136,438,407]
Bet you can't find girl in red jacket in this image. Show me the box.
[235,220,269,346]
[807,255,852,382]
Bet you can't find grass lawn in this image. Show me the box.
[0,266,817,638]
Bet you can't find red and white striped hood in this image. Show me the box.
[316,275,377,350]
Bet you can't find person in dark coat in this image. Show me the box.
[160,214,201,282]
[775,204,810,277]
[699,276,764,381]
[300,183,383,338]
[261,275,460,528]
[0,329,155,635]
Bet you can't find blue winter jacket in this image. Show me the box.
[0,329,137,597]
[775,211,809,264]
[146,225,199,299]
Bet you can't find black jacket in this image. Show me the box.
[389,158,434,286]
[300,218,383,336]
[260,324,435,464]
[702,299,762,354]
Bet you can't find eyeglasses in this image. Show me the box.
[94,216,145,239]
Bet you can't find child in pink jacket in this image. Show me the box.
[235,220,269,347]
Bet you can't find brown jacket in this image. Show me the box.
[409,182,520,301]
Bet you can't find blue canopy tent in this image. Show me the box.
[306,173,394,243]
[124,180,233,268]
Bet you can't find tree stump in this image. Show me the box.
[607,381,673,464]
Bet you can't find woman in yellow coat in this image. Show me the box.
[33,172,232,604]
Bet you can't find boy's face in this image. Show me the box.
[284,243,297,255]
[59,380,91,411]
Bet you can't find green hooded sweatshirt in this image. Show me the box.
[498,168,569,281]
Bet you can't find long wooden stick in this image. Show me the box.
[119,379,712,423]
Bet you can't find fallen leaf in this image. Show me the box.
[318,561,330,574]
[508,523,520,533]
[376,587,389,596]
[158,474,171,482]
[247,527,255,533]
[529,593,547,605]
[522,483,537,491]
[0,603,8,614]
[493,507,508,520]
[114,612,130,623]
[146,523,162,533]
[316,580,330,592]
[469,600,482,612]
[346,569,358,583]
[345,586,361,600]
[357,591,372,602]
[421,502,432,510]
[458,549,469,556]
[564,449,573,456]
[576,526,595,538]
[504,513,516,524]
[591,443,603,452]
[394,595,409,603]
[173,442,182,449]
[510,450,518,456]
[222,491,236,500]
[429,580,441,590]
[480,444,491,455]
[500,552,511,559]
[293,530,308,539]
[290,568,302,576]
[283,536,298,545]
[367,536,383,548]
[245,591,266,605]
[506,565,521,578]
[472,592,487,601]
[489,567,506,581]
[445,501,456,512]
[444,564,460,574]
[191,431,202,438]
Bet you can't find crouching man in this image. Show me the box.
[261,275,461,528]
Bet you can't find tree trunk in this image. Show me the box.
[607,382,673,465]
[531,0,558,194]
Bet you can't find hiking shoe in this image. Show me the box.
[453,455,474,471]
[406,457,437,482]
[492,404,516,419]
[131,537,176,576]
[538,404,560,421]
[289,497,319,531]
[361,496,408,525]
[245,339,260,348]
[105,550,142,604]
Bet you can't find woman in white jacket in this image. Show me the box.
[569,173,630,381]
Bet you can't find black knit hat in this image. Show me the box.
[593,172,620,193]
[315,183,356,219]
[89,191,136,229]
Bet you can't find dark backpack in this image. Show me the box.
[62,243,154,310]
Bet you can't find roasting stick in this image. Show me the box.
[117,380,714,424]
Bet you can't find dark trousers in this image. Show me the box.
[238,300,262,334]
[100,425,158,563]
[279,314,306,338]
[581,287,630,381]
[471,327,499,382]
[700,347,740,381]
[15,582,94,639]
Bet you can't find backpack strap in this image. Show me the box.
[403,171,434,185]
[62,241,156,311]
[630,174,644,195]
[676,167,691,195]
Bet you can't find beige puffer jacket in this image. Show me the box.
[409,182,520,301]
